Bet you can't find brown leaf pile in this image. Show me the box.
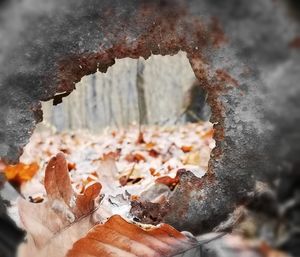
[10,123,289,257]
[17,154,202,257]
[18,123,214,196]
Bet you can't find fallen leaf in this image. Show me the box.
[148,149,160,158]
[155,174,180,190]
[102,149,121,160]
[119,176,142,186]
[15,122,215,253]
[18,212,92,257]
[146,142,156,149]
[68,162,77,171]
[44,153,74,206]
[67,215,198,257]
[75,182,102,217]
[18,153,102,255]
[181,146,193,153]
[4,162,39,187]
[125,153,146,163]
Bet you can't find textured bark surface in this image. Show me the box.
[0,0,299,236]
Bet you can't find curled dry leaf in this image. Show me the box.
[44,153,102,221]
[67,215,200,257]
[75,182,102,217]
[44,153,74,205]
[18,153,102,256]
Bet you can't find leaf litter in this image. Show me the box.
[0,122,288,257]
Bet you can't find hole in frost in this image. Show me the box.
[4,52,215,225]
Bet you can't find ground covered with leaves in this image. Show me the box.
[0,122,289,257]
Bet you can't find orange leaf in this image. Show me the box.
[102,149,121,160]
[67,215,197,257]
[68,162,77,171]
[181,146,193,153]
[75,182,102,217]
[146,142,156,149]
[44,153,74,205]
[125,153,146,163]
[148,149,160,158]
[149,167,160,177]
[155,175,180,190]
[4,162,39,186]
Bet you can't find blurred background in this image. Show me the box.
[40,52,210,132]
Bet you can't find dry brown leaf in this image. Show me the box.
[18,153,102,255]
[15,123,215,256]
[44,153,74,205]
[125,153,146,163]
[102,149,121,160]
[155,173,180,190]
[181,146,193,153]
[75,182,102,217]
[18,214,92,257]
[146,142,156,149]
[67,215,198,257]
[68,162,77,171]
[148,149,160,158]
